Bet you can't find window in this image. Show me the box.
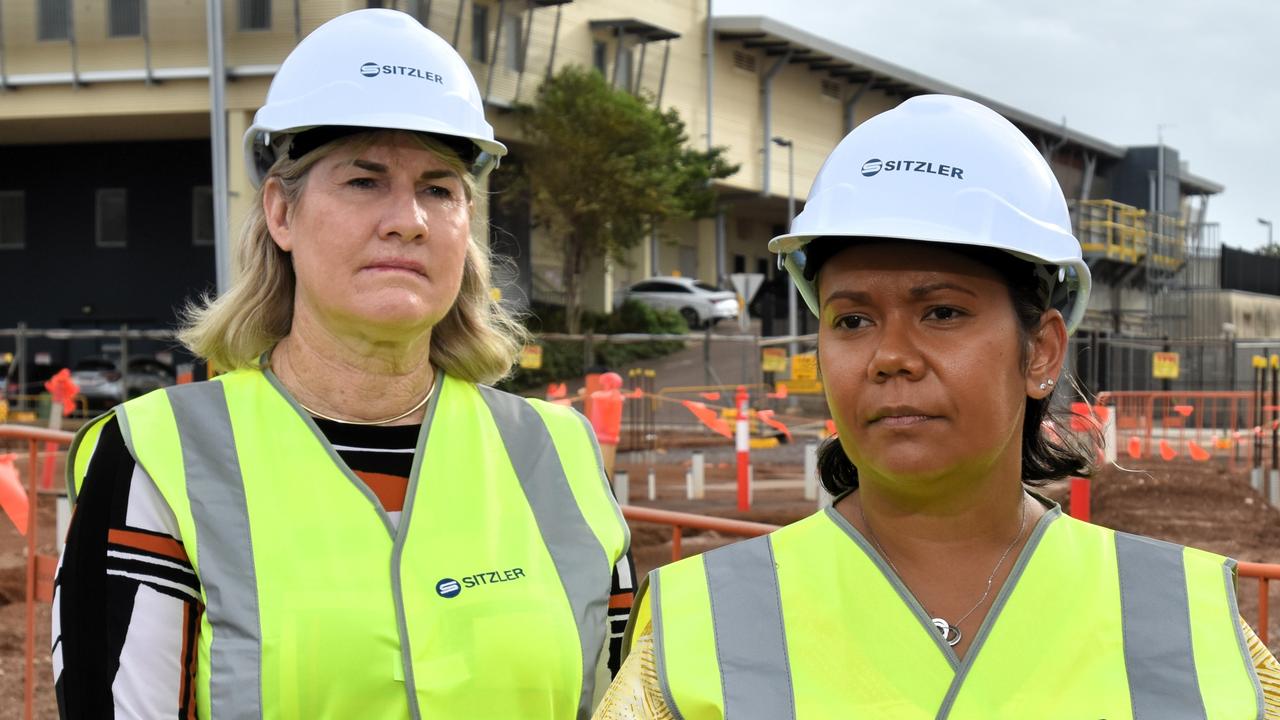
[732,50,756,74]
[756,257,770,278]
[239,0,271,31]
[38,0,71,41]
[471,4,490,62]
[95,189,128,248]
[821,78,842,100]
[502,13,523,71]
[593,40,607,74]
[108,0,142,37]
[192,187,214,247]
[0,192,25,250]
[733,254,746,273]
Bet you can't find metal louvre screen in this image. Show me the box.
[239,0,271,31]
[38,0,71,41]
[108,0,142,37]
[1221,245,1280,297]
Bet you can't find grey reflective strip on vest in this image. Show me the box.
[1115,532,1207,720]
[703,535,796,720]
[1224,559,1267,720]
[477,386,611,720]
[167,383,263,720]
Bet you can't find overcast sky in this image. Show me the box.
[716,0,1279,252]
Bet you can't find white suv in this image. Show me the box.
[619,277,739,329]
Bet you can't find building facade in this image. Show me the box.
[0,0,1248,374]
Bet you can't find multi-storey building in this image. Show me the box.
[0,0,1248,375]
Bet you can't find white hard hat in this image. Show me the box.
[244,8,507,188]
[770,94,1091,333]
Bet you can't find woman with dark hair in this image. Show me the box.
[595,95,1278,719]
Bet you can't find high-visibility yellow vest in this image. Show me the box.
[637,506,1261,719]
[68,368,628,720]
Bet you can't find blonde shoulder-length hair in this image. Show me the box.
[179,130,529,385]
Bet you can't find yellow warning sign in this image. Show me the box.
[786,379,824,395]
[791,353,818,381]
[761,348,788,373]
[1152,352,1180,380]
[519,345,543,370]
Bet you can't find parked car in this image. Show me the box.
[618,277,739,329]
[71,356,176,409]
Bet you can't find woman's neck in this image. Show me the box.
[270,314,436,426]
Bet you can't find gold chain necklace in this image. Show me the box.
[295,373,436,426]
[857,493,1027,648]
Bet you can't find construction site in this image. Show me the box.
[2,0,1280,717]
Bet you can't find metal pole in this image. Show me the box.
[0,0,7,92]
[759,51,792,196]
[293,0,301,42]
[705,0,713,150]
[141,0,153,84]
[422,0,433,27]
[452,0,467,48]
[206,0,231,293]
[68,0,80,87]
[484,0,505,102]
[635,35,648,95]
[786,141,797,359]
[545,3,562,82]
[656,39,671,107]
[119,325,130,402]
[512,1,535,101]
[16,322,26,411]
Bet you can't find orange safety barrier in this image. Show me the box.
[620,505,778,563]
[1239,562,1280,646]
[1097,391,1261,472]
[0,424,75,720]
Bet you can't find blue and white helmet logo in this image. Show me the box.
[436,578,461,598]
[861,158,883,177]
[360,62,380,77]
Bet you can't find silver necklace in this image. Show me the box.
[295,375,436,426]
[857,494,1027,648]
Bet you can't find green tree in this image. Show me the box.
[511,66,737,333]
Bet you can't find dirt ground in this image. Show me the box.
[2,449,1277,717]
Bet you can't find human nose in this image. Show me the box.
[378,181,429,244]
[866,317,925,382]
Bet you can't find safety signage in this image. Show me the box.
[761,348,788,373]
[791,353,818,381]
[519,345,543,370]
[1152,352,1180,380]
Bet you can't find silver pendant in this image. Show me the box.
[932,618,962,647]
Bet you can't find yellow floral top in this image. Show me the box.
[593,618,1280,719]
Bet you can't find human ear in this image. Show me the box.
[1025,309,1068,399]
[263,177,293,253]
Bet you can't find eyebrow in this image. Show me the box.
[350,159,460,182]
[821,282,978,309]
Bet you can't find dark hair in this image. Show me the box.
[808,239,1101,497]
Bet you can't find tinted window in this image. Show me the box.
[693,281,721,292]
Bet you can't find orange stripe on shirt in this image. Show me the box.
[354,471,409,513]
[108,529,189,564]
[610,592,635,610]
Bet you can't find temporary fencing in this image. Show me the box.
[1095,391,1268,473]
[0,424,74,720]
[1239,562,1280,647]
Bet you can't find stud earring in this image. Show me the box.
[1047,379,1055,387]
[1038,382,1047,391]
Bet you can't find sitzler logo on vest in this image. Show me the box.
[359,62,445,85]
[861,158,965,179]
[436,568,527,598]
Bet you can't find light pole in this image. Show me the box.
[772,136,797,358]
[1260,218,1274,252]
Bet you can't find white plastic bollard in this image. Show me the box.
[648,468,657,501]
[685,471,693,500]
[1271,469,1280,508]
[803,442,818,501]
[691,451,705,500]
[613,471,630,505]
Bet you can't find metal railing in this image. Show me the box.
[1239,562,1280,646]
[0,424,75,720]
[620,505,778,562]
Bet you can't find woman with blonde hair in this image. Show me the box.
[54,10,631,719]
